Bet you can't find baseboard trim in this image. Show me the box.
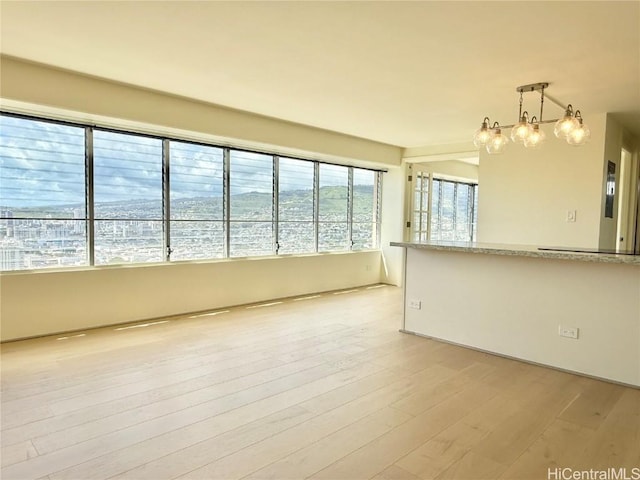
[399,328,640,390]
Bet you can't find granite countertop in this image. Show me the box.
[390,240,640,266]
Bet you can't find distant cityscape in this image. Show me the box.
[0,186,378,271]
[0,114,381,271]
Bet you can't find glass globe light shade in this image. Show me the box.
[523,124,546,149]
[511,121,532,143]
[473,123,492,148]
[566,123,591,146]
[554,114,579,138]
[486,129,509,154]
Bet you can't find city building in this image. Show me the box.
[1,2,639,479]
[0,239,23,271]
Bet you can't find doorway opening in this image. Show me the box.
[616,147,639,253]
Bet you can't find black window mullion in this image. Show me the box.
[273,155,279,255]
[347,167,354,250]
[163,139,171,261]
[452,182,458,237]
[426,174,433,240]
[437,179,443,240]
[471,184,478,241]
[85,127,95,266]
[417,173,423,235]
[375,171,382,248]
[313,162,320,253]
[223,148,230,258]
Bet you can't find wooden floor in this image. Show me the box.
[1,285,638,480]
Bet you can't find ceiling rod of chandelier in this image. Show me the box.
[473,82,591,154]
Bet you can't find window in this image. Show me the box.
[454,182,476,241]
[93,130,164,265]
[433,179,476,241]
[352,168,379,250]
[436,180,456,240]
[169,142,224,261]
[412,173,429,242]
[278,157,315,254]
[0,116,87,270]
[229,150,273,257]
[412,174,477,242]
[0,113,383,271]
[473,186,479,238]
[318,164,349,252]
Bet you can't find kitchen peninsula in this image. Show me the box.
[391,241,640,387]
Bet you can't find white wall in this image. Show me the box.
[414,160,478,182]
[403,248,640,386]
[477,114,608,248]
[0,56,402,167]
[0,251,381,341]
[380,165,406,286]
[0,56,400,341]
[599,114,635,250]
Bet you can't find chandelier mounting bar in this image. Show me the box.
[516,82,549,93]
[473,82,590,154]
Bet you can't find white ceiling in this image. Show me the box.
[1,1,639,148]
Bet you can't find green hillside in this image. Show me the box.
[2,185,376,220]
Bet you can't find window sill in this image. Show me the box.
[0,249,381,275]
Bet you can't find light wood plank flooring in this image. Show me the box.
[1,285,638,479]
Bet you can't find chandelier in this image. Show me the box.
[473,82,590,154]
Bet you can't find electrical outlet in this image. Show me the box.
[559,325,579,339]
[408,300,422,310]
[566,210,577,223]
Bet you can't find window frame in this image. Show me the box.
[351,167,381,250]
[0,114,89,269]
[92,128,165,266]
[167,139,225,262]
[318,163,351,253]
[0,112,384,272]
[227,149,275,258]
[412,173,477,243]
[276,156,317,256]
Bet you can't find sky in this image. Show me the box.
[0,115,375,209]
